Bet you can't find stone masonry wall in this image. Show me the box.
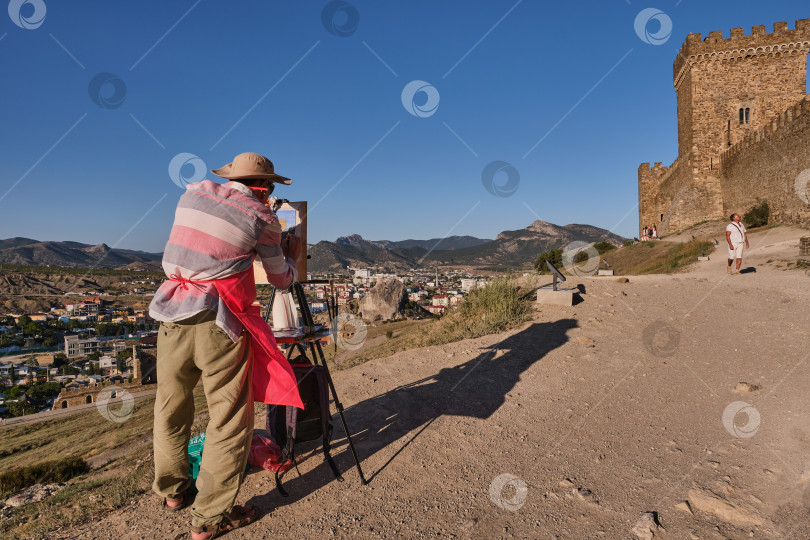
[720,96,810,225]
[639,157,717,234]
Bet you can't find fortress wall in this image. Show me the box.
[639,158,688,234]
[720,97,810,224]
[674,20,810,85]
[654,158,719,234]
[639,157,727,236]
[686,52,807,164]
[676,70,694,158]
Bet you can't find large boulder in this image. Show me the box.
[360,279,405,321]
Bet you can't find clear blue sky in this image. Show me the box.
[1,0,807,252]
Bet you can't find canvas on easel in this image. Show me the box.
[254,200,307,285]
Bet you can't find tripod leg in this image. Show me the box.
[293,282,315,326]
[264,286,278,323]
[313,340,368,484]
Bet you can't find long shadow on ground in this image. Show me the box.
[246,318,576,514]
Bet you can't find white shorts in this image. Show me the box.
[728,243,744,260]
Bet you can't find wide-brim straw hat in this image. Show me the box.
[211,152,292,184]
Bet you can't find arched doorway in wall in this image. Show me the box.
[61,401,68,409]
[85,395,93,404]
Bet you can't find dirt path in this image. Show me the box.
[62,227,810,539]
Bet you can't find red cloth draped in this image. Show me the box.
[169,270,302,409]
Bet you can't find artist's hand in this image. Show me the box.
[283,234,301,261]
[745,241,749,249]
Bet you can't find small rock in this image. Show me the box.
[734,382,761,393]
[576,337,595,347]
[631,512,662,540]
[559,478,575,488]
[616,277,630,283]
[687,488,764,526]
[675,500,694,515]
[5,494,30,508]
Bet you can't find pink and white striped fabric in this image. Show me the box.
[149,180,297,341]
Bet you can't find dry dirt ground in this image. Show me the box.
[63,227,810,540]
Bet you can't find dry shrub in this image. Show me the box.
[0,456,89,496]
[425,278,532,345]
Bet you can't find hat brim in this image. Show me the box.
[210,164,292,185]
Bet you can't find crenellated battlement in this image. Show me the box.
[674,19,810,87]
[638,162,669,174]
[721,94,810,161]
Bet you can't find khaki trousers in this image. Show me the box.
[152,310,253,528]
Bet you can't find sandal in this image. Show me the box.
[163,489,194,512]
[190,504,257,540]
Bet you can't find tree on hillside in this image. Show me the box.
[6,385,25,400]
[7,400,36,417]
[26,382,62,408]
[22,322,40,336]
[534,248,563,273]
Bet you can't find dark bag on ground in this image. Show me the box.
[266,360,342,496]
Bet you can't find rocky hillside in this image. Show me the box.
[309,220,627,273]
[335,234,491,251]
[0,238,162,269]
[0,269,164,314]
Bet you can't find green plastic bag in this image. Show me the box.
[188,433,206,480]
[187,432,249,481]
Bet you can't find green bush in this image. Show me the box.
[569,242,616,265]
[593,241,617,254]
[426,278,532,345]
[0,457,89,496]
[534,248,563,273]
[743,200,769,228]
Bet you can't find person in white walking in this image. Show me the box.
[726,213,749,275]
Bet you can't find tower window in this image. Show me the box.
[745,108,750,123]
[739,108,744,124]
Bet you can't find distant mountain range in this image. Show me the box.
[0,220,627,273]
[334,234,492,251]
[308,220,627,273]
[0,238,163,269]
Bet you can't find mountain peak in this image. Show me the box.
[336,234,365,244]
[527,220,560,233]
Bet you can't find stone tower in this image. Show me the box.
[639,19,810,236]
